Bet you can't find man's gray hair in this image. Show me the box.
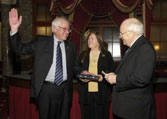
[51,16,70,33]
[126,21,144,35]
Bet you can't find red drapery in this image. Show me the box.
[70,0,129,51]
[145,0,156,40]
[59,0,78,14]
[49,0,149,52]
[49,0,79,16]
[70,4,92,50]
[50,0,142,16]
[112,0,140,13]
[49,0,154,51]
[9,86,167,119]
[145,3,152,40]
[9,86,39,119]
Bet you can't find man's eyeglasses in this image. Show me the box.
[120,31,129,35]
[58,26,71,33]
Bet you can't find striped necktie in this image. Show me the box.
[54,41,63,86]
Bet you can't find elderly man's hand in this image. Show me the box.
[104,72,117,84]
[9,8,22,33]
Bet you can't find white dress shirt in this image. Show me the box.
[45,35,67,82]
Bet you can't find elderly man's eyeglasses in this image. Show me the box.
[58,26,71,33]
[120,31,129,35]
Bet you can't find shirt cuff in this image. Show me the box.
[10,31,17,36]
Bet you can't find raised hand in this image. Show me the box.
[9,8,22,33]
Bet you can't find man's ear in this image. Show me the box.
[52,26,57,32]
[128,31,135,39]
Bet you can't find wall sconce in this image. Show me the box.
[154,45,160,51]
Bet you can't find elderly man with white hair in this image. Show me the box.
[9,8,78,119]
[105,18,156,119]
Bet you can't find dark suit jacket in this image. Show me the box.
[9,33,78,105]
[77,50,115,104]
[112,36,156,119]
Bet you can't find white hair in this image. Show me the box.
[51,17,61,33]
[51,16,70,33]
[126,21,144,35]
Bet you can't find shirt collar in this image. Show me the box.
[54,35,63,42]
[130,35,142,47]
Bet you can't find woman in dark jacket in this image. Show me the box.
[76,31,115,119]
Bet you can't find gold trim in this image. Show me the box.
[79,3,92,16]
[149,0,153,6]
[112,0,139,13]
[59,0,79,14]
[116,0,128,8]
[69,11,74,22]
[129,12,134,18]
[49,0,55,12]
[146,0,152,10]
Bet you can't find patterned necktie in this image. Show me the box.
[54,41,63,86]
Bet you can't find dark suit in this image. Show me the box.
[77,50,115,119]
[9,32,78,119]
[112,36,156,119]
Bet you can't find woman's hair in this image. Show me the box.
[87,30,105,51]
[81,30,105,62]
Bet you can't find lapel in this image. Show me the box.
[39,36,54,81]
[116,35,144,72]
[98,52,105,69]
[46,36,54,67]
[49,36,54,55]
[85,51,90,70]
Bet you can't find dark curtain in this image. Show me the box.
[49,0,154,53]
[145,0,156,40]
[71,0,130,52]
[49,0,147,53]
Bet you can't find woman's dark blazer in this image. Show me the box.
[77,50,115,104]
